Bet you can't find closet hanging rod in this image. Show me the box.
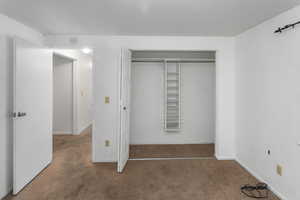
[132,58,215,63]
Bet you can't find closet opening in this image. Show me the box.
[129,51,216,159]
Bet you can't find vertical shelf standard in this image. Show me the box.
[164,60,181,132]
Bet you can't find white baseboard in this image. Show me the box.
[215,154,235,160]
[236,158,286,200]
[92,159,116,163]
[53,131,73,135]
[78,122,92,135]
[0,188,12,200]
[130,142,215,145]
[129,157,215,161]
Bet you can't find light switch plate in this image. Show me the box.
[276,164,282,176]
[105,96,110,104]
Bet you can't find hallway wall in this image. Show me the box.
[53,55,73,134]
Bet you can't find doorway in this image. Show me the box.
[53,54,75,135]
[52,49,93,137]
[130,51,216,159]
[52,49,94,155]
[12,39,94,194]
[51,49,94,159]
[118,50,216,172]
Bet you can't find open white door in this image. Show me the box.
[13,38,53,194]
[117,49,131,173]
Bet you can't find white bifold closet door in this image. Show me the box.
[118,49,131,173]
[13,38,53,194]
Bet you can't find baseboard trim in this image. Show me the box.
[129,157,215,161]
[92,160,116,163]
[236,158,286,200]
[53,131,73,135]
[78,123,92,135]
[0,188,12,200]
[130,143,215,145]
[215,154,235,160]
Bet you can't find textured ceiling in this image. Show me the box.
[0,0,299,36]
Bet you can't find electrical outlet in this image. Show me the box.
[276,164,283,176]
[105,96,110,104]
[105,140,110,147]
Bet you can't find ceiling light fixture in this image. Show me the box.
[82,48,92,54]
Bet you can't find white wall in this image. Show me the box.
[236,5,300,200]
[53,55,73,134]
[77,53,93,132]
[0,14,44,199]
[53,50,93,134]
[46,36,236,162]
[130,62,215,144]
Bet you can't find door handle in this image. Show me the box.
[123,106,127,110]
[17,112,27,117]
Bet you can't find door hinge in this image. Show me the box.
[10,112,17,118]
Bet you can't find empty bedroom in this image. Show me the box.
[0,0,300,200]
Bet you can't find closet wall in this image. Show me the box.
[130,51,215,144]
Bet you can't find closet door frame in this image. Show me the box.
[117,48,220,160]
